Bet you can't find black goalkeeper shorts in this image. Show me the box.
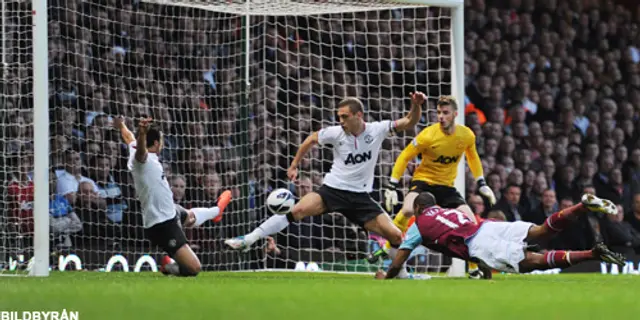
[409,180,466,209]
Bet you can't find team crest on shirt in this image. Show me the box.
[364,134,374,144]
[168,239,177,248]
[456,140,465,150]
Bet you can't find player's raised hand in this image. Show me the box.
[384,181,399,213]
[138,117,153,134]
[287,166,298,182]
[477,177,497,206]
[410,91,427,105]
[113,115,125,129]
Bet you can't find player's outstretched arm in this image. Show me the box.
[464,133,496,205]
[287,131,319,182]
[376,249,412,279]
[134,117,153,164]
[383,141,423,211]
[393,91,425,132]
[113,116,135,145]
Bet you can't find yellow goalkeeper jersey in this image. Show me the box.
[391,123,483,187]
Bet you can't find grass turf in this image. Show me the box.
[0,272,638,320]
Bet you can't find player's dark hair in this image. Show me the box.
[437,95,458,111]
[414,192,437,211]
[337,97,364,114]
[146,124,162,148]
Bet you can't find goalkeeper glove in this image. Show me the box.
[477,177,496,206]
[384,180,399,213]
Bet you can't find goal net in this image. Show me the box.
[1,0,465,276]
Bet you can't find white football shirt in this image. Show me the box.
[318,120,396,193]
[128,142,176,228]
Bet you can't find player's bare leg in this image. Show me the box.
[518,244,626,273]
[160,244,201,276]
[364,213,429,279]
[364,213,403,246]
[511,193,624,273]
[224,192,326,251]
[368,192,419,263]
[526,194,617,243]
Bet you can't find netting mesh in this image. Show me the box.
[1,0,455,274]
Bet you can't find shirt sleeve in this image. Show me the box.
[373,120,397,138]
[127,141,137,171]
[390,133,426,182]
[464,128,484,179]
[317,126,341,146]
[399,223,423,251]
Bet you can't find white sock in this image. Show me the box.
[388,247,410,279]
[191,207,220,226]
[244,214,290,245]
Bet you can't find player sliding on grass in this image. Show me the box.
[375,192,626,279]
[225,94,425,278]
[115,116,232,276]
[370,96,495,278]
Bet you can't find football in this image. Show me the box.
[266,188,295,215]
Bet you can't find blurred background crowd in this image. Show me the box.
[1,0,640,270]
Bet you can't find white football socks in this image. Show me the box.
[244,214,290,245]
[191,207,220,226]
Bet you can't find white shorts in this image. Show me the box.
[466,221,534,273]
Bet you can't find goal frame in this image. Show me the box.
[29,0,466,277]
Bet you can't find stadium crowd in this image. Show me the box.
[2,0,640,269]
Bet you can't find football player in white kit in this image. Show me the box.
[115,117,232,276]
[225,93,426,260]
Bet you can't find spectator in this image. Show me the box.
[628,194,640,234]
[56,150,98,204]
[90,155,127,224]
[49,174,83,248]
[600,204,640,255]
[523,189,557,226]
[485,210,507,222]
[467,194,485,217]
[493,184,528,222]
[7,154,34,235]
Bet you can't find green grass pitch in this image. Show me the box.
[1,272,638,320]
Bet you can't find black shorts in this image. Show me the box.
[317,184,385,227]
[145,212,188,257]
[409,180,466,208]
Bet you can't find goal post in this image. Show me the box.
[32,0,50,277]
[14,0,466,277]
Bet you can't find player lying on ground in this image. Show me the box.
[225,94,425,275]
[371,96,496,277]
[115,116,232,276]
[375,192,626,279]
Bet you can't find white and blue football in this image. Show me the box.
[266,188,295,215]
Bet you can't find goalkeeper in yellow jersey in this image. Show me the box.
[370,96,496,278]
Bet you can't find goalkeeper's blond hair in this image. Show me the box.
[437,95,458,110]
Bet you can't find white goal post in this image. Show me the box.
[19,0,465,277]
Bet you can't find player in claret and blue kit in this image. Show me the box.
[376,192,627,279]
